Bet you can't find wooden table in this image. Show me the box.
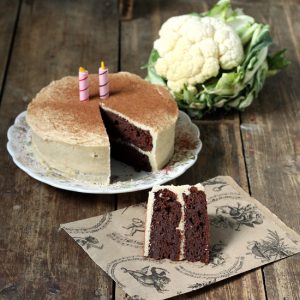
[1,0,299,299]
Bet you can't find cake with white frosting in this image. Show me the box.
[26,72,178,184]
[144,183,209,262]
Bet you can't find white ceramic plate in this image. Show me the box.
[7,111,201,194]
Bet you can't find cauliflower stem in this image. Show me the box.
[145,0,290,118]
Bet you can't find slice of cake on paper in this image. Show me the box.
[144,184,209,263]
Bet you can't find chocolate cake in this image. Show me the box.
[144,184,209,263]
[26,72,178,184]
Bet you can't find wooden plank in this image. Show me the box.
[0,0,20,99]
[284,1,300,63]
[0,0,119,298]
[240,1,300,299]
[116,0,266,299]
[119,0,134,20]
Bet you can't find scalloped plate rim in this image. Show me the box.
[7,111,202,194]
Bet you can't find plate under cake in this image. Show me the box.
[144,183,210,263]
[26,72,178,184]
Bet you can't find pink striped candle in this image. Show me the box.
[99,61,109,99]
[79,67,89,101]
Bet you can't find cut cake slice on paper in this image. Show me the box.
[144,183,209,263]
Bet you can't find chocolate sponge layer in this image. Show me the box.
[101,108,153,151]
[148,189,182,260]
[110,139,152,172]
[183,188,209,263]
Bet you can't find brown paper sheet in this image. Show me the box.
[61,176,300,300]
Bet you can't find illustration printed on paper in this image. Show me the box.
[203,177,228,192]
[175,256,244,280]
[210,241,226,267]
[74,236,103,250]
[131,296,145,300]
[188,278,217,290]
[247,230,295,262]
[210,203,263,231]
[106,217,145,248]
[121,266,171,292]
[62,212,112,234]
[106,232,143,248]
[122,218,145,236]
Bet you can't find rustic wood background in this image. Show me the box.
[0,0,299,299]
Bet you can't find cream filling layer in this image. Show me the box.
[111,138,174,171]
[31,131,110,184]
[144,184,205,259]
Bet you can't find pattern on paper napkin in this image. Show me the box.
[61,176,300,300]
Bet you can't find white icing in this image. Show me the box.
[144,190,155,256]
[31,132,110,184]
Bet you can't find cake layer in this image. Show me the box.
[144,184,209,263]
[101,108,153,151]
[183,187,209,263]
[103,106,176,171]
[109,137,172,172]
[110,140,151,172]
[148,189,182,260]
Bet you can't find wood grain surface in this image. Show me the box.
[0,0,299,299]
[240,2,300,299]
[0,0,20,98]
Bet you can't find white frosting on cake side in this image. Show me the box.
[31,131,110,184]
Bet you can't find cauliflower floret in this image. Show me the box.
[154,15,244,92]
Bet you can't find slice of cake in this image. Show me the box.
[144,184,209,263]
[26,72,178,184]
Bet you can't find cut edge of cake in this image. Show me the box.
[100,106,177,171]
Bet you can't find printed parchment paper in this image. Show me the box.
[61,176,300,300]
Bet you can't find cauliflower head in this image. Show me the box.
[154,15,244,92]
